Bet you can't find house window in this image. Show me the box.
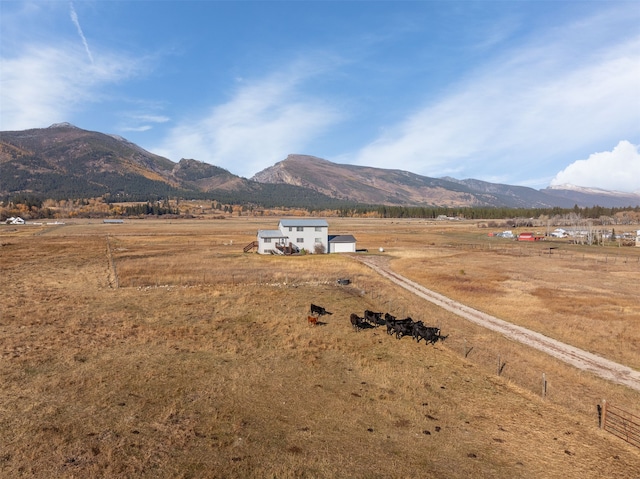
[288,227,292,232]
[264,238,271,243]
[315,237,322,243]
[315,226,322,232]
[297,238,304,243]
[296,226,304,232]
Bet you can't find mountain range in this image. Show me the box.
[2,124,639,209]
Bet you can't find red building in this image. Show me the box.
[517,232,544,241]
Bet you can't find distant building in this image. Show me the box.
[517,232,543,241]
[550,228,567,238]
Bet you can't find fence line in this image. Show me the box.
[443,242,640,267]
[600,400,640,449]
[105,235,119,288]
[364,277,640,451]
[359,274,640,452]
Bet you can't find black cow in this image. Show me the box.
[391,317,415,339]
[384,314,414,338]
[413,323,447,345]
[350,313,366,332]
[410,320,425,339]
[310,304,332,316]
[413,323,438,343]
[364,310,384,327]
[384,313,397,335]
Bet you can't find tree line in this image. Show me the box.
[1,193,639,223]
[336,204,640,221]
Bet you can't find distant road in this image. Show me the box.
[357,255,640,393]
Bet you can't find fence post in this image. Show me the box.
[542,373,547,398]
[600,399,607,430]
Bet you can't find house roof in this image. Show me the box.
[328,234,357,243]
[279,219,328,228]
[258,229,288,238]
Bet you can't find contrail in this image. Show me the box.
[69,2,94,64]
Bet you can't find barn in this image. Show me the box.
[328,234,357,253]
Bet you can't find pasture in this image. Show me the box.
[1,217,639,478]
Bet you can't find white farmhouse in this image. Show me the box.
[256,228,289,254]
[257,219,329,254]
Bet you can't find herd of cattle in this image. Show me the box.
[309,303,447,346]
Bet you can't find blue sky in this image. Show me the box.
[1,1,639,192]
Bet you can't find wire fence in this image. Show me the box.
[442,241,640,267]
[600,400,640,449]
[351,268,639,437]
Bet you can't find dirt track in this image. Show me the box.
[357,255,640,393]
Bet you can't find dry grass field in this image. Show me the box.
[1,217,639,478]
[340,218,640,371]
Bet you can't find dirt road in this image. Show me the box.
[357,255,640,392]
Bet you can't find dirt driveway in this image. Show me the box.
[357,255,640,393]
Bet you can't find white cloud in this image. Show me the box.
[551,141,640,193]
[69,2,93,64]
[154,67,342,178]
[351,8,640,186]
[121,125,153,132]
[118,114,170,133]
[132,115,170,124]
[0,43,142,131]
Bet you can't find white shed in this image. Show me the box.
[328,234,357,253]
